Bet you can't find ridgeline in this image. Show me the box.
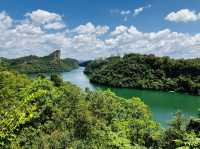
[0,50,79,73]
[85,53,200,95]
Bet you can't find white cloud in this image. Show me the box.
[120,10,131,15]
[0,11,12,29]
[120,10,131,21]
[44,22,66,30]
[133,5,151,17]
[15,23,44,34]
[106,26,200,58]
[0,10,200,60]
[73,22,109,35]
[165,9,200,22]
[133,7,144,16]
[110,25,128,35]
[25,9,62,24]
[25,10,66,30]
[110,4,151,21]
[73,22,96,34]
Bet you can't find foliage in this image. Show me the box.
[1,67,200,149]
[0,68,160,148]
[50,74,63,87]
[175,132,200,149]
[0,50,79,73]
[85,54,200,95]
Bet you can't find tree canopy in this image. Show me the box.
[0,50,79,73]
[1,66,200,149]
[85,53,200,95]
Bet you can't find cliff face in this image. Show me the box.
[45,50,61,63]
[1,50,79,73]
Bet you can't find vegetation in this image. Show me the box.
[79,60,92,67]
[85,53,200,95]
[0,50,79,73]
[1,66,200,149]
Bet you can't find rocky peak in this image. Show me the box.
[46,50,61,63]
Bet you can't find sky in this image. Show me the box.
[0,0,200,60]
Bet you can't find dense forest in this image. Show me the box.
[85,53,200,95]
[0,50,79,73]
[1,65,200,149]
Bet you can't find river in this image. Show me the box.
[51,67,200,126]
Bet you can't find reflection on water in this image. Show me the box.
[34,67,200,127]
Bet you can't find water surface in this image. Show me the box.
[54,67,200,126]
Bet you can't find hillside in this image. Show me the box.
[0,50,79,73]
[85,53,200,95]
[1,66,200,148]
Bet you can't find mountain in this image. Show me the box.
[0,50,79,73]
[85,53,200,95]
[79,60,92,67]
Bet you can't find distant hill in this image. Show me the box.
[85,54,200,95]
[79,60,92,67]
[0,50,79,73]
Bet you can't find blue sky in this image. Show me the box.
[1,0,200,33]
[0,0,200,60]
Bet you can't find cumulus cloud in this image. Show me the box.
[110,25,128,35]
[25,9,65,30]
[106,26,200,58]
[25,9,62,24]
[165,9,200,22]
[44,22,65,30]
[73,22,109,35]
[0,11,12,29]
[0,10,200,60]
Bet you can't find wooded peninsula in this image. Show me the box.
[85,53,200,95]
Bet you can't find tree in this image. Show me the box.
[50,74,63,87]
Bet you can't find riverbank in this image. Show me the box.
[59,67,200,127]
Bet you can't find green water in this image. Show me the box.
[58,67,200,126]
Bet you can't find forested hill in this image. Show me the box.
[85,53,200,95]
[0,50,79,73]
[1,66,200,148]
